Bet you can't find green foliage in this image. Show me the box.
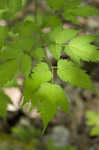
[0,0,99,130]
[57,59,94,90]
[65,35,99,62]
[0,60,18,86]
[47,0,99,24]
[36,83,70,129]
[86,111,99,136]
[0,90,12,118]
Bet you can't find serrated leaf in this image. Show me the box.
[65,35,99,62]
[23,62,53,104]
[18,53,32,78]
[0,90,12,118]
[57,59,94,90]
[49,27,79,44]
[0,60,18,86]
[31,47,45,62]
[32,62,53,82]
[46,0,65,10]
[36,83,70,129]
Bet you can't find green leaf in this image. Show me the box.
[86,111,99,126]
[0,60,18,86]
[9,37,34,52]
[7,0,22,13]
[62,2,99,24]
[49,27,79,44]
[32,62,53,82]
[31,47,45,62]
[65,35,99,62]
[71,5,99,17]
[23,62,53,104]
[57,59,94,90]
[0,26,9,48]
[0,90,12,118]
[46,0,65,10]
[13,21,36,38]
[18,53,32,78]
[36,83,70,129]
[0,47,23,61]
[0,26,8,40]
[90,126,99,136]
[43,14,61,28]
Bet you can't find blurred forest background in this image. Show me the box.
[0,0,99,150]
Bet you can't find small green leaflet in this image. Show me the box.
[90,126,99,136]
[86,111,99,126]
[0,90,12,118]
[57,59,95,90]
[46,0,65,10]
[0,60,18,86]
[23,62,53,104]
[31,47,45,62]
[65,35,99,62]
[36,83,70,129]
[18,53,32,78]
[49,27,79,44]
[32,62,53,82]
[86,111,99,136]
